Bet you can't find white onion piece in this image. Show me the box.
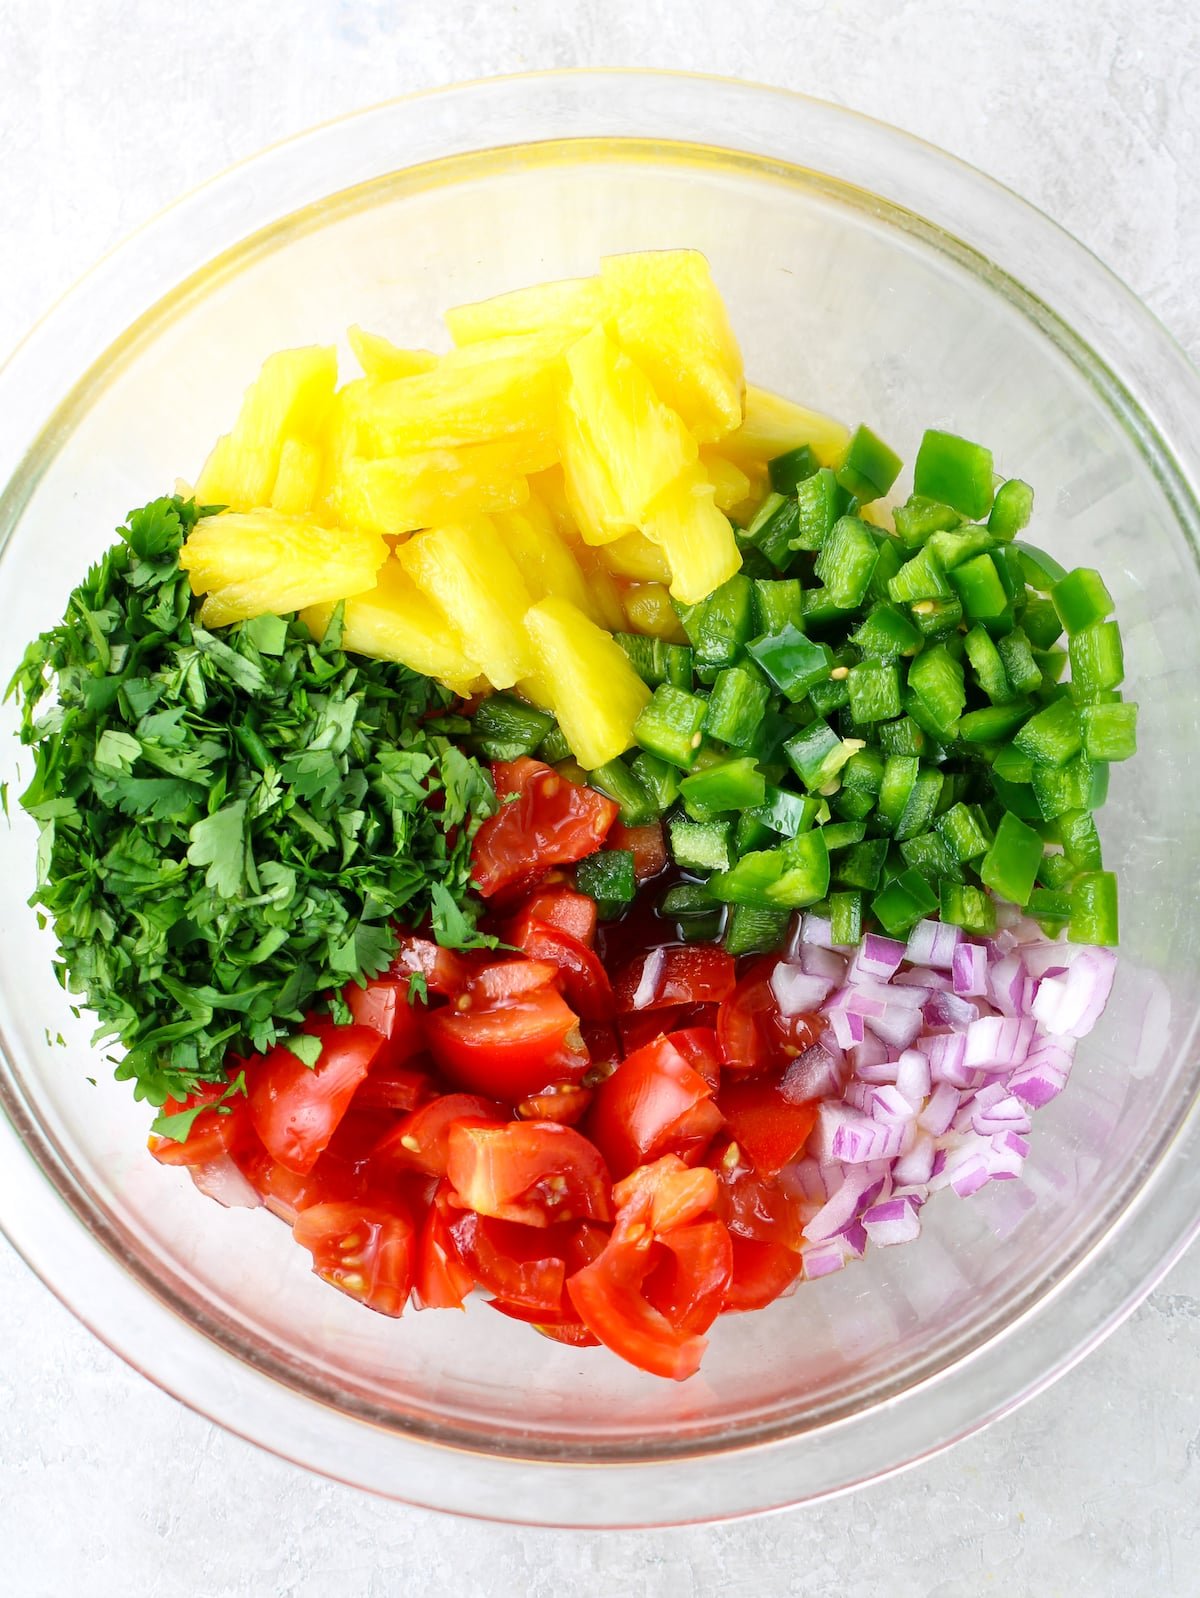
[189,1155,261,1210]
[771,963,834,1016]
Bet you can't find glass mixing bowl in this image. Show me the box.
[1,71,1198,1528]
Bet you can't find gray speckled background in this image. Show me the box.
[2,2,1198,1593]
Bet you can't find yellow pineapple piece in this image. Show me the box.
[556,393,632,546]
[332,432,554,536]
[446,275,603,345]
[396,518,533,690]
[699,450,752,516]
[493,504,595,619]
[180,510,387,627]
[315,377,373,510]
[515,671,557,714]
[561,326,696,535]
[301,558,482,695]
[571,544,627,633]
[621,583,688,642]
[720,385,850,471]
[355,343,559,455]
[523,597,651,769]
[526,465,578,540]
[270,438,324,515]
[602,531,672,585]
[642,466,742,605]
[195,346,337,510]
[348,325,438,381]
[601,250,743,443]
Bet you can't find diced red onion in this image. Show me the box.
[892,1130,936,1185]
[1008,1035,1074,1107]
[893,964,953,991]
[848,934,907,983]
[798,943,848,982]
[837,1219,868,1256]
[799,912,837,950]
[972,1093,1032,1137]
[1030,948,1117,1039]
[952,942,988,997]
[189,1155,261,1210]
[867,1002,925,1051]
[816,1103,906,1165]
[869,1084,915,1126]
[828,1006,866,1050]
[905,917,962,970]
[862,1196,921,1246]
[630,947,666,1010]
[924,989,980,1028]
[918,1079,961,1136]
[988,953,1027,1017]
[987,1129,1030,1179]
[802,1236,855,1279]
[964,1015,1035,1070]
[781,1043,843,1104]
[894,1048,931,1107]
[803,1164,887,1241]
[917,1030,976,1088]
[771,964,835,1017]
[1019,940,1084,979]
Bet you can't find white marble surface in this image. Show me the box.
[2,2,1199,1593]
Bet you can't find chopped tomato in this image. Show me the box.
[710,1149,808,1252]
[447,1120,612,1227]
[666,1026,722,1092]
[147,1079,249,1168]
[717,960,822,1074]
[613,1154,720,1233]
[613,945,736,1012]
[718,1075,818,1177]
[343,976,425,1070]
[447,1210,569,1313]
[722,1237,802,1313]
[471,758,618,899]
[515,1083,593,1125]
[468,958,560,1002]
[413,1182,475,1310]
[616,1002,718,1056]
[506,918,614,1020]
[580,1020,623,1080]
[388,934,469,997]
[488,1302,601,1348]
[292,1200,415,1317]
[519,885,597,948]
[353,1056,436,1114]
[424,981,588,1101]
[609,821,668,882]
[246,1022,382,1175]
[586,1035,720,1180]
[374,1093,505,1177]
[644,1218,733,1335]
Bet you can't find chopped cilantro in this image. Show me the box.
[10,496,498,1107]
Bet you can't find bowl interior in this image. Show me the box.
[1,135,1198,1466]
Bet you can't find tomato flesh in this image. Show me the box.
[425,983,588,1102]
[373,1093,505,1177]
[722,1236,803,1312]
[519,885,598,948]
[293,1200,415,1317]
[246,1022,382,1175]
[614,944,736,1012]
[586,1035,719,1180]
[148,1080,248,1168]
[472,758,618,900]
[608,821,668,882]
[343,976,425,1070]
[447,1120,612,1227]
[717,961,822,1074]
[506,918,614,1020]
[718,1075,818,1177]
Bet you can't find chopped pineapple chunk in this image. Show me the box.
[332,432,554,536]
[302,558,482,694]
[493,504,596,619]
[445,275,603,345]
[602,531,672,585]
[180,509,387,627]
[720,385,850,471]
[642,466,742,605]
[601,250,744,443]
[356,346,559,455]
[621,583,688,641]
[270,438,324,515]
[562,326,696,534]
[571,544,628,633]
[699,450,753,515]
[396,517,534,690]
[195,346,338,510]
[524,597,651,769]
[348,325,438,381]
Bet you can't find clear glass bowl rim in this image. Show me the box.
[1,69,1199,1528]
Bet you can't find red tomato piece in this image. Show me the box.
[447,1210,569,1313]
[487,1299,600,1347]
[246,1022,382,1175]
[616,1003,719,1057]
[586,1036,719,1180]
[643,1218,733,1335]
[413,1182,475,1310]
[469,958,560,1002]
[722,1237,803,1313]
[613,945,736,1012]
[353,1057,437,1114]
[374,1093,506,1177]
[580,1020,623,1080]
[343,976,425,1070]
[609,821,668,882]
[447,1120,613,1227]
[471,759,618,900]
[710,1149,808,1252]
[506,918,614,1020]
[520,885,598,948]
[388,934,469,997]
[292,1200,415,1317]
[147,1079,249,1168]
[718,1076,818,1177]
[515,1083,593,1126]
[424,982,588,1101]
[664,1026,722,1092]
[717,959,822,1075]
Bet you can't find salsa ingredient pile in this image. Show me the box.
[11,251,1133,1380]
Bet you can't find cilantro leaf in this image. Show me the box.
[282,1033,323,1068]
